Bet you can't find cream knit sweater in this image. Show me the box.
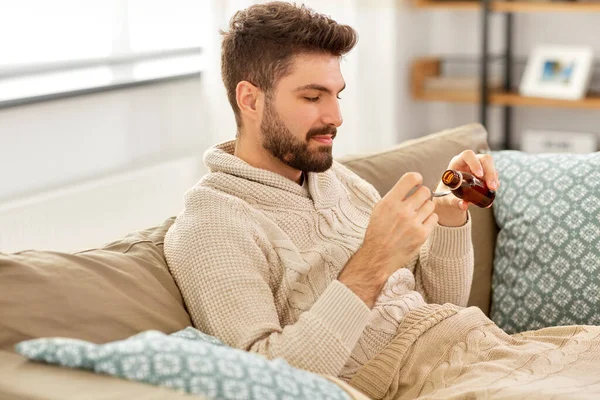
[164,141,474,380]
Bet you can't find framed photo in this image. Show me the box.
[519,45,594,100]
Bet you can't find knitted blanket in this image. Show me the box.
[350,304,600,400]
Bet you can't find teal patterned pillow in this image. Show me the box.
[491,151,600,334]
[15,327,350,400]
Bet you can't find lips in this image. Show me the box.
[311,135,334,145]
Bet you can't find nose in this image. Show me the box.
[322,98,343,127]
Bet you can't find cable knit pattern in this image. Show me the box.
[350,304,600,399]
[164,140,473,379]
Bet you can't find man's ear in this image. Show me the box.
[236,81,261,121]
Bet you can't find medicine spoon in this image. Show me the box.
[405,185,452,200]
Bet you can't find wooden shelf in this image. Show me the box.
[417,90,600,109]
[494,92,600,109]
[413,0,479,10]
[411,57,600,110]
[495,1,600,12]
[413,0,600,13]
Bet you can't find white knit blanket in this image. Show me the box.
[350,304,600,400]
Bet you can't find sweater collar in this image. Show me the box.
[203,140,310,198]
[203,140,342,209]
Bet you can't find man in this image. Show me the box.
[165,0,495,377]
[164,2,600,398]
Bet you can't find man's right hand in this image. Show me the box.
[338,172,438,307]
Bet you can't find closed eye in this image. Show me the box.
[305,96,342,102]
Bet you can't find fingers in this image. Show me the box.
[457,199,469,211]
[422,210,439,232]
[392,172,423,199]
[478,154,499,190]
[391,172,436,225]
[444,195,469,211]
[415,197,436,223]
[458,150,483,178]
[405,184,432,203]
[449,150,500,191]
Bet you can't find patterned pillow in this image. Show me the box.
[491,151,600,334]
[15,327,350,400]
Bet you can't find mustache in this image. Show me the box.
[306,126,337,140]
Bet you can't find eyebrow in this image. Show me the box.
[294,83,346,95]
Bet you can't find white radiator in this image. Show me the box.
[0,157,205,253]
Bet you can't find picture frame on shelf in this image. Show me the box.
[519,45,594,100]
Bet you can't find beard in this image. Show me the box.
[260,100,336,173]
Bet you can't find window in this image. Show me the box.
[0,0,207,107]
[0,0,207,68]
[0,1,113,68]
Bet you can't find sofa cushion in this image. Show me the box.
[338,123,497,315]
[491,151,600,333]
[0,217,192,352]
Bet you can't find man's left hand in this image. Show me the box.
[433,150,499,227]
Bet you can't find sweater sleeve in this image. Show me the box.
[164,188,370,377]
[408,214,474,306]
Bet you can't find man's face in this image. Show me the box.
[260,53,345,173]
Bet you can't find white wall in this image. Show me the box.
[0,156,203,253]
[0,78,210,202]
[395,2,431,141]
[0,78,215,251]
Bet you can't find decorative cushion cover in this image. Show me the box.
[15,327,350,400]
[491,151,600,333]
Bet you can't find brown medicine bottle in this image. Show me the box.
[441,169,495,208]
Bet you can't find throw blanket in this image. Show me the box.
[15,327,364,400]
[350,304,600,399]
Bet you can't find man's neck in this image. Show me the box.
[299,171,306,187]
[234,136,303,184]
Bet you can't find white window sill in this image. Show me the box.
[0,48,203,109]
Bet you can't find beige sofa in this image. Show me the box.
[0,123,495,399]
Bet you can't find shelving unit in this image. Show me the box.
[411,0,600,149]
[412,57,600,109]
[415,0,600,12]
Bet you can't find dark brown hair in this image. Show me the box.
[221,2,358,128]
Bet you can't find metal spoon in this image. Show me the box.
[405,186,452,199]
[431,190,452,198]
